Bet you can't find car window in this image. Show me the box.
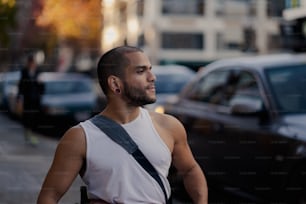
[265,64,306,113]
[188,69,242,105]
[188,69,261,107]
[44,80,92,94]
[228,71,262,109]
[188,69,229,103]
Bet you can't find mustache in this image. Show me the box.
[145,83,155,89]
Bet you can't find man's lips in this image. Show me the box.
[147,85,155,92]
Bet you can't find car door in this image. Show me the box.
[221,69,306,199]
[169,68,238,185]
[168,67,287,197]
[205,69,274,192]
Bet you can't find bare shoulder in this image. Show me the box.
[149,111,184,130]
[56,124,86,156]
[149,111,187,147]
[60,125,85,142]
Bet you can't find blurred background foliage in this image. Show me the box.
[0,0,17,47]
[0,0,102,72]
[36,0,101,42]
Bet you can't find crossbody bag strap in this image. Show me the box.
[90,115,169,204]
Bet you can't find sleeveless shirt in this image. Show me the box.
[79,108,172,204]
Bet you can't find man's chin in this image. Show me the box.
[140,99,156,106]
[128,98,156,107]
[147,98,156,104]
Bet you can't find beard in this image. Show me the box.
[123,82,156,107]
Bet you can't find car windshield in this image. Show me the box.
[44,80,92,94]
[265,64,306,114]
[155,74,192,94]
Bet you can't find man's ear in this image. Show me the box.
[108,75,121,93]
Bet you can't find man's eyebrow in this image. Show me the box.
[135,65,152,69]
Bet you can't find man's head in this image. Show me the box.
[97,45,156,106]
[97,46,143,95]
[26,54,37,70]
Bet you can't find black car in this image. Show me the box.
[165,53,306,203]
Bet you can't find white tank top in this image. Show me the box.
[80,108,171,203]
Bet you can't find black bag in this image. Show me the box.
[80,186,89,204]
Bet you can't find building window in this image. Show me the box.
[137,33,145,47]
[267,34,281,51]
[162,0,205,15]
[216,0,257,17]
[216,31,244,51]
[161,32,204,49]
[285,0,300,8]
[137,0,144,16]
[267,0,286,17]
[242,27,257,52]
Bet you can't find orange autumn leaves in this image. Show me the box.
[36,0,101,40]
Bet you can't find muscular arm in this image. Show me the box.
[37,126,86,204]
[166,115,208,204]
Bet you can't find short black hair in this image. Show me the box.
[97,46,143,95]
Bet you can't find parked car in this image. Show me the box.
[8,72,97,127]
[164,53,306,203]
[0,71,21,111]
[144,64,196,113]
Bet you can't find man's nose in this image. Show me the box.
[148,71,156,82]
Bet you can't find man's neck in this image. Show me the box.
[101,105,140,124]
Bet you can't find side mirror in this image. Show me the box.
[229,96,262,115]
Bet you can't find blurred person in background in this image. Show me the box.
[37,46,208,204]
[17,54,44,146]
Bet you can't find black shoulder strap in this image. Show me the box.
[90,115,169,204]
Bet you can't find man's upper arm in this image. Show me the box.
[167,115,208,204]
[166,115,198,174]
[37,126,86,203]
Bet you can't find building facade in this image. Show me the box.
[101,0,298,69]
[282,0,306,52]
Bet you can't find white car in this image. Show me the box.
[8,72,98,127]
[145,64,196,113]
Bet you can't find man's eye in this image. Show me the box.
[136,69,145,73]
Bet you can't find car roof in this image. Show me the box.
[206,53,306,71]
[38,72,91,82]
[3,71,21,80]
[152,64,195,75]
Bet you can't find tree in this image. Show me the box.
[36,0,101,44]
[0,0,17,47]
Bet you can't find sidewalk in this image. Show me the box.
[0,114,84,204]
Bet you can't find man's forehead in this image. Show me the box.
[125,52,151,67]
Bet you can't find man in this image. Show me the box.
[37,46,208,204]
[18,54,44,146]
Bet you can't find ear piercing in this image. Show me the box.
[115,88,121,94]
